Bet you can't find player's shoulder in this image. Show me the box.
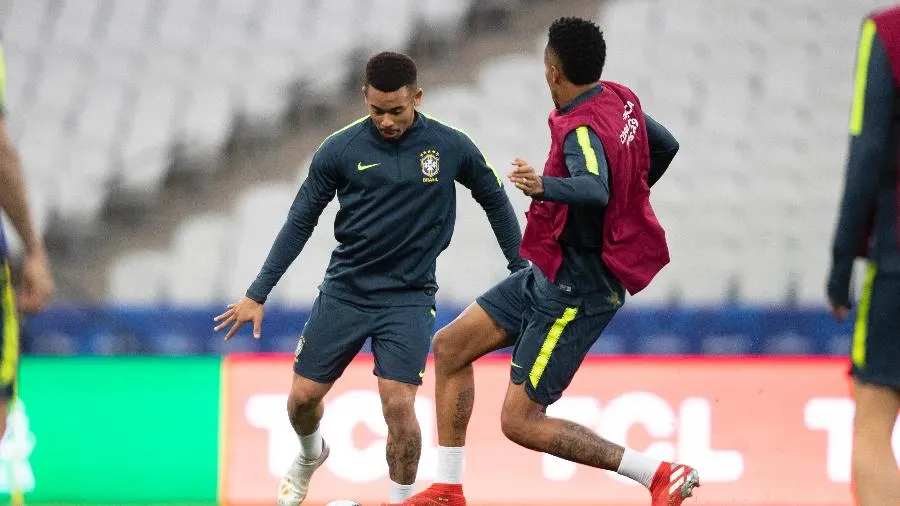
[601,80,640,98]
[316,116,370,155]
[872,4,900,22]
[420,113,479,151]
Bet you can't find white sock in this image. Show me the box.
[435,446,465,484]
[298,426,323,460]
[390,480,415,503]
[616,448,661,489]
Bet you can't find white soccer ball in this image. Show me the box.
[324,501,361,506]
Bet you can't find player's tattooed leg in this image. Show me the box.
[379,379,422,485]
[386,422,422,484]
[546,421,625,470]
[501,381,626,471]
[448,385,475,446]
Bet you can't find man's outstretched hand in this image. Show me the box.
[214,297,265,341]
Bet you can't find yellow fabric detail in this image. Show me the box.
[852,262,877,368]
[0,262,19,386]
[529,307,578,388]
[850,19,877,136]
[316,116,369,151]
[575,126,599,175]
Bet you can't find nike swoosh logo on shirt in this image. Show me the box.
[357,162,380,171]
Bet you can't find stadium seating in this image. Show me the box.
[0,0,887,316]
[0,0,479,250]
[103,0,888,310]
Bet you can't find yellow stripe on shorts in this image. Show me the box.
[852,262,877,368]
[850,19,876,136]
[0,262,19,385]
[529,307,578,388]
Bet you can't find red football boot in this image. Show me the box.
[649,462,700,505]
[400,483,467,506]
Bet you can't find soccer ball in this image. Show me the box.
[324,501,361,506]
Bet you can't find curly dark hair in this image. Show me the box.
[547,17,606,85]
[365,51,418,92]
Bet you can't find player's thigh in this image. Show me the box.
[370,305,436,385]
[377,375,419,424]
[0,258,18,402]
[293,293,371,384]
[511,297,618,407]
[433,302,517,370]
[474,267,532,337]
[853,379,900,443]
[851,269,900,389]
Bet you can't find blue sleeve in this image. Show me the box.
[645,114,679,187]
[828,20,893,306]
[455,134,529,273]
[245,144,340,303]
[540,126,609,206]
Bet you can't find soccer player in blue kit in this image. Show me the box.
[214,52,527,505]
[0,40,55,440]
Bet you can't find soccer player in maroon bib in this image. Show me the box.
[402,17,699,506]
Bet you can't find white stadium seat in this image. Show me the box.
[1,0,854,307]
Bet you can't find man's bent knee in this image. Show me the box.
[500,405,536,445]
[382,396,418,429]
[288,374,332,413]
[432,327,468,372]
[378,378,419,429]
[500,382,546,445]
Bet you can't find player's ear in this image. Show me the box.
[551,65,563,85]
[413,87,423,107]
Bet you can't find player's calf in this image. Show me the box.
[502,381,700,505]
[277,375,335,506]
[501,382,625,469]
[379,378,422,503]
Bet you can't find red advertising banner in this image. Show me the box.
[220,355,866,506]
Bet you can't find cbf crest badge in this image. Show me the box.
[420,149,440,183]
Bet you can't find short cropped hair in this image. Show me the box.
[547,17,606,85]
[365,51,418,92]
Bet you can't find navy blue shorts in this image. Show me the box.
[476,266,623,406]
[850,264,900,389]
[293,292,436,385]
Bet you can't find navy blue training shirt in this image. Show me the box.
[829,19,900,305]
[247,113,528,307]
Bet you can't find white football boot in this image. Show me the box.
[277,439,331,506]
